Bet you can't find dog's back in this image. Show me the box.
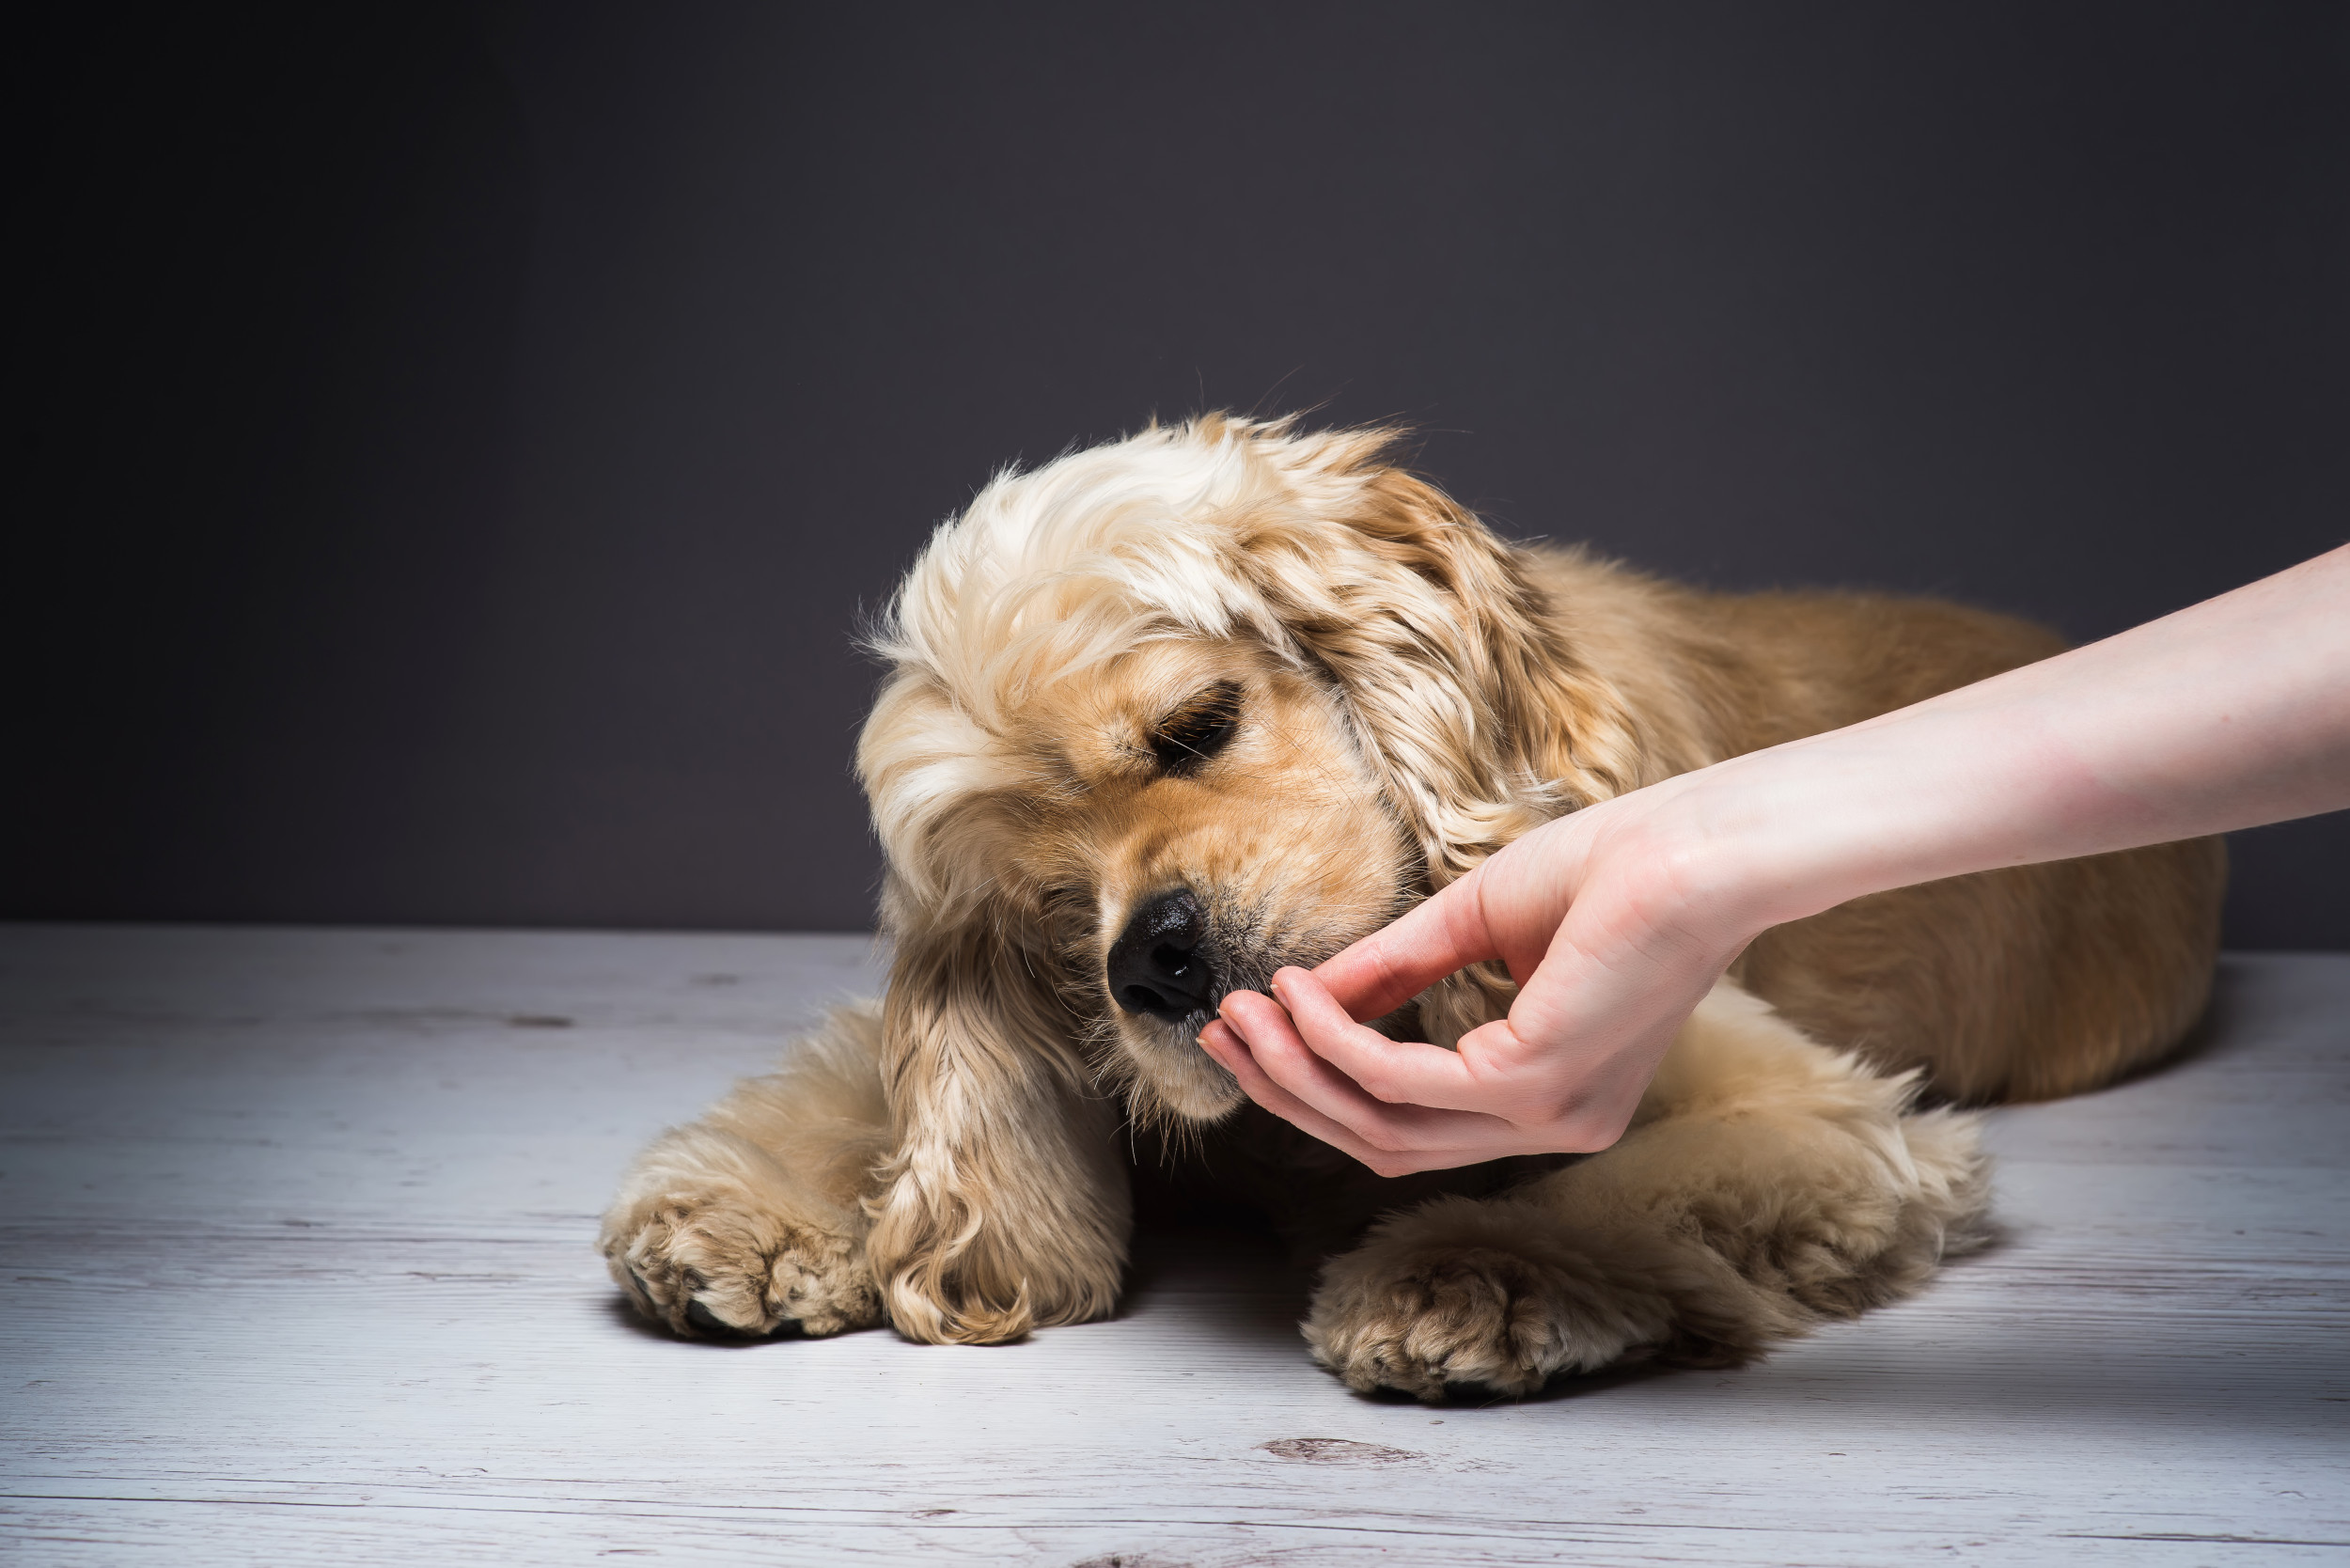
[1519,546,2226,1101]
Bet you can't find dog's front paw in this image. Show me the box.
[1303,1199,1669,1402]
[602,1192,880,1340]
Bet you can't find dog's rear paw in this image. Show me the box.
[602,1194,880,1340]
[1304,1203,1669,1402]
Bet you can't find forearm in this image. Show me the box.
[1653,544,2350,937]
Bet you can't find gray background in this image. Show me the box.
[16,2,2347,945]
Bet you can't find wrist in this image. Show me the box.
[1627,725,1996,941]
[1593,762,1839,952]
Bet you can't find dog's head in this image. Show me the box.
[858,416,1641,1131]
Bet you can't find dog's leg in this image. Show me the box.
[861,927,1132,1346]
[599,1003,892,1338]
[1305,983,1990,1400]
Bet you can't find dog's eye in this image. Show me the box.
[1149,682,1242,776]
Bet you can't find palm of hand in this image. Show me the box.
[1204,798,1740,1171]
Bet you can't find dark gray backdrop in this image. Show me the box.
[17,3,2348,945]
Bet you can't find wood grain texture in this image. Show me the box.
[2,926,2343,1565]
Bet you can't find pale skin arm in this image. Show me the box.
[1200,544,2350,1177]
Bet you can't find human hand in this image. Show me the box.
[1198,777,1767,1175]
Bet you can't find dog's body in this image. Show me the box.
[602,417,2222,1398]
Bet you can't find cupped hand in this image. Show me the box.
[1198,781,1762,1176]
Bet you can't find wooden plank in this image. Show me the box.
[2,928,2344,1565]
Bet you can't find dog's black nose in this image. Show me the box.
[1107,888,1214,1022]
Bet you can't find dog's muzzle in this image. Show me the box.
[1106,888,1216,1023]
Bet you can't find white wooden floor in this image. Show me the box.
[0,926,2343,1566]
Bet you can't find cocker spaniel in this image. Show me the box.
[601,416,2221,1398]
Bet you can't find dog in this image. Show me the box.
[601,415,2222,1399]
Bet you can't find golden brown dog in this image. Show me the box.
[601,416,2222,1398]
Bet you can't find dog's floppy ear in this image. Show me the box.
[1234,430,1645,887]
[862,902,1130,1344]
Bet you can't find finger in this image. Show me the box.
[1272,966,1539,1116]
[1281,958,1661,1150]
[1310,871,1502,1022]
[1203,1020,1508,1177]
[1217,989,1409,1128]
[1208,1010,1595,1171]
[1197,1016,1433,1173]
[1218,989,1510,1160]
